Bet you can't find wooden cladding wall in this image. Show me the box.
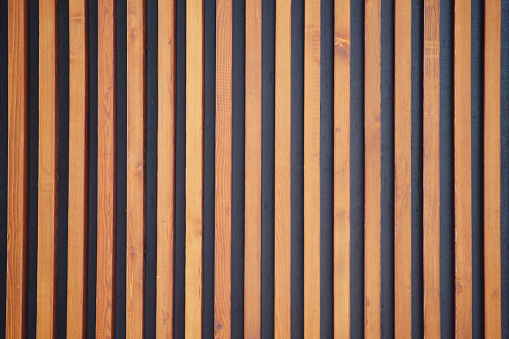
[0,0,508,338]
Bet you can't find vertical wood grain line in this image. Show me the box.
[156,0,176,337]
[423,0,441,337]
[454,0,472,337]
[244,0,262,336]
[37,0,59,336]
[303,0,320,337]
[68,0,89,337]
[96,0,116,336]
[364,0,381,336]
[185,0,204,336]
[484,0,501,337]
[394,0,411,337]
[333,0,350,336]
[274,0,291,337]
[6,0,29,337]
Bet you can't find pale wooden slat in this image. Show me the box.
[67,0,89,337]
[156,0,176,337]
[6,0,29,336]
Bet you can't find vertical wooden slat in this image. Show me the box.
[96,0,116,336]
[454,0,472,337]
[303,0,320,337]
[244,0,262,336]
[185,0,204,336]
[394,0,411,337]
[333,0,350,336]
[364,0,381,336]
[6,0,29,336]
[156,0,176,337]
[423,0,441,337]
[37,0,59,336]
[215,0,233,337]
[484,0,501,337]
[68,0,89,337]
[274,0,291,336]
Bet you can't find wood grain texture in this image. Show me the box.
[157,0,176,337]
[454,0,472,337]
[67,0,89,337]
[244,0,262,337]
[274,0,291,337]
[394,0,411,337]
[423,0,440,337]
[484,0,501,337]
[6,0,29,336]
[37,0,59,336]
[333,0,350,336]
[364,0,381,336]
[185,0,204,336]
[96,0,116,336]
[303,0,320,337]
[215,0,233,337]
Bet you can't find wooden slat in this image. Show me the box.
[394,0,411,337]
[126,0,147,337]
[67,0,89,337]
[364,0,381,336]
[274,0,291,336]
[484,0,502,337]
[303,0,320,337]
[215,0,233,337]
[37,0,59,336]
[185,0,204,336]
[333,0,350,336]
[96,0,116,336]
[244,0,262,336]
[423,0,441,337]
[156,0,176,337]
[6,0,29,336]
[454,0,472,337]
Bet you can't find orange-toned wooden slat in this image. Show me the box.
[394,0,411,337]
[96,0,116,336]
[274,0,291,337]
[126,0,147,337]
[156,0,176,337]
[454,0,472,337]
[6,0,29,337]
[303,0,321,337]
[67,0,89,337]
[244,0,262,336]
[364,0,381,336]
[185,0,204,336]
[484,0,502,337]
[333,0,350,336]
[423,0,441,337]
[37,0,59,336]
[215,0,233,337]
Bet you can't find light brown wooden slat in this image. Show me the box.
[423,0,441,336]
[67,0,89,337]
[333,0,350,336]
[37,0,59,336]
[364,0,381,336]
[274,0,291,337]
[6,0,29,336]
[215,0,233,337]
[394,0,411,337]
[96,0,116,336]
[303,0,321,337]
[244,0,262,336]
[156,0,176,337]
[484,0,502,337]
[185,0,204,336]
